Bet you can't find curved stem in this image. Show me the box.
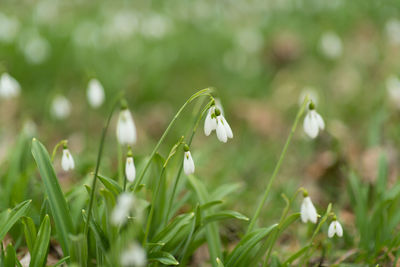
[84,93,124,237]
[164,99,214,226]
[51,139,67,163]
[132,88,213,192]
[247,96,309,234]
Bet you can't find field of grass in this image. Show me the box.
[1,0,400,266]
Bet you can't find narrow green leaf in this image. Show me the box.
[22,217,37,253]
[0,200,32,242]
[97,174,122,196]
[4,243,16,267]
[200,200,223,211]
[31,138,74,255]
[216,257,225,267]
[30,215,51,267]
[148,251,179,265]
[203,211,249,225]
[283,245,312,265]
[53,256,70,267]
[81,210,110,252]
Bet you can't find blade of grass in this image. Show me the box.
[31,139,74,255]
[30,215,51,267]
[0,200,32,242]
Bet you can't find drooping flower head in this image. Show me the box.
[183,144,195,175]
[204,98,224,136]
[303,101,325,139]
[215,108,233,143]
[87,78,105,108]
[328,216,343,238]
[61,142,75,171]
[111,193,134,226]
[125,146,136,182]
[51,95,71,120]
[116,101,137,145]
[300,191,318,224]
[0,72,20,99]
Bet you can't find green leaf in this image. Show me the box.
[152,213,194,244]
[81,210,110,252]
[0,200,32,242]
[216,258,225,267]
[187,175,222,267]
[97,174,122,196]
[203,211,249,225]
[30,215,51,267]
[200,200,223,211]
[22,217,37,253]
[283,245,312,265]
[53,256,71,267]
[4,243,16,267]
[148,251,179,265]
[31,138,74,255]
[226,224,278,267]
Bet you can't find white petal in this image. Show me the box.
[222,116,233,139]
[0,73,20,99]
[303,111,319,138]
[302,197,317,224]
[216,117,227,143]
[51,95,71,120]
[315,112,325,130]
[204,107,217,136]
[117,109,137,145]
[328,221,336,238]
[111,193,134,225]
[87,79,105,108]
[61,149,74,171]
[300,201,308,223]
[125,157,136,182]
[183,151,195,175]
[335,221,343,237]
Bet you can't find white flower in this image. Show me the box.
[120,242,147,267]
[319,31,342,59]
[386,19,400,45]
[0,72,21,99]
[216,114,233,143]
[125,156,136,182]
[0,13,19,43]
[87,79,105,108]
[61,148,75,171]
[328,220,343,238]
[387,75,400,108]
[303,104,325,139]
[116,108,137,145]
[300,196,318,224]
[204,106,218,136]
[111,193,134,225]
[51,95,71,120]
[183,150,195,175]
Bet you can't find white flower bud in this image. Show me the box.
[61,148,75,171]
[111,193,134,226]
[120,242,147,267]
[183,151,195,175]
[125,156,136,182]
[87,78,105,108]
[300,196,318,224]
[0,72,20,99]
[116,108,137,145]
[303,104,325,139]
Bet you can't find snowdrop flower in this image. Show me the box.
[328,217,343,238]
[300,193,318,224]
[319,31,342,59]
[0,72,21,99]
[111,193,134,225]
[204,99,224,136]
[183,145,195,175]
[61,145,75,171]
[51,95,71,120]
[215,108,233,143]
[125,148,136,182]
[120,242,147,267]
[116,103,137,145]
[87,78,105,108]
[303,102,325,139]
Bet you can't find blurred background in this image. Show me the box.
[1,0,400,263]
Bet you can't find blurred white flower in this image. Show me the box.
[298,87,318,106]
[87,79,105,108]
[300,195,318,224]
[34,0,59,24]
[236,28,263,54]
[104,11,139,42]
[19,29,50,65]
[61,148,75,171]
[0,72,21,99]
[303,103,325,139]
[215,109,233,143]
[386,75,400,108]
[22,119,37,137]
[51,95,71,120]
[112,193,134,225]
[328,219,343,238]
[319,32,342,59]
[125,155,136,182]
[141,14,171,39]
[116,107,137,145]
[183,147,195,175]
[385,19,400,45]
[0,13,19,43]
[120,242,147,267]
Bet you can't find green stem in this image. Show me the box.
[132,88,213,192]
[51,139,67,163]
[247,96,309,234]
[118,143,124,184]
[84,93,124,238]
[164,99,214,226]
